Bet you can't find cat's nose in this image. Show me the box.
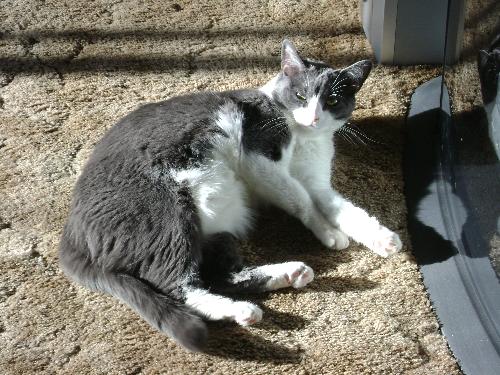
[311,117,319,126]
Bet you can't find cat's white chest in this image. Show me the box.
[290,134,334,186]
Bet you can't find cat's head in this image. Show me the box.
[267,40,372,133]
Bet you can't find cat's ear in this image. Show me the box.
[343,60,372,93]
[478,50,490,69]
[281,39,305,77]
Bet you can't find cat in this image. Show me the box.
[59,39,402,352]
[478,34,500,157]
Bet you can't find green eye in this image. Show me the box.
[327,97,339,106]
[295,92,307,101]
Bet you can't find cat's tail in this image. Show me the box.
[59,233,207,352]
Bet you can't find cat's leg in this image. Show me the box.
[296,172,402,256]
[297,184,402,256]
[211,262,315,293]
[184,287,263,326]
[199,232,243,281]
[290,138,401,256]
[243,154,347,249]
[199,232,314,293]
[318,191,402,257]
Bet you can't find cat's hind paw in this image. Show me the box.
[262,262,315,290]
[233,302,263,326]
[370,226,402,257]
[286,262,314,288]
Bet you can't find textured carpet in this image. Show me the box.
[0,1,461,374]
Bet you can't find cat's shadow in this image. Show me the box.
[242,207,354,260]
[203,274,378,363]
[204,315,304,363]
[206,207,379,362]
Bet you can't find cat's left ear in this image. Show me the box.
[343,60,372,93]
[281,39,306,77]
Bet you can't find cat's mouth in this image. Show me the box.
[293,115,321,129]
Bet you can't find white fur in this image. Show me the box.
[290,130,401,256]
[259,74,279,99]
[172,81,402,256]
[184,288,262,326]
[257,261,314,290]
[171,104,252,238]
[172,162,251,237]
[292,95,319,127]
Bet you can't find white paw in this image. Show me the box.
[370,226,402,257]
[318,227,350,250]
[263,262,315,290]
[232,302,263,326]
[331,229,350,250]
[282,262,314,288]
[289,263,314,288]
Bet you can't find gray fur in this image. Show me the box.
[59,39,372,351]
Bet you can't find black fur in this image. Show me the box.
[59,40,372,351]
[59,89,290,351]
[224,90,291,161]
[274,41,371,124]
[478,34,500,105]
[199,232,272,293]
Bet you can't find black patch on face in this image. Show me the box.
[319,70,356,121]
[223,90,292,161]
[271,55,371,126]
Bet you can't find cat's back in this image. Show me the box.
[88,89,282,168]
[93,92,227,161]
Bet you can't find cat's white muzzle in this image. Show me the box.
[292,96,320,128]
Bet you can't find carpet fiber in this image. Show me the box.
[1,1,461,374]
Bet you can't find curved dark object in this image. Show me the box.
[404,77,500,375]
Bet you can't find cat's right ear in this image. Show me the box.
[281,39,305,77]
[478,50,490,69]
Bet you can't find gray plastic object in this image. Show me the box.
[404,76,500,375]
[360,0,464,65]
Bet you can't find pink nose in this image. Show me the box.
[312,117,319,126]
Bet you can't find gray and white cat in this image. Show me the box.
[59,40,402,351]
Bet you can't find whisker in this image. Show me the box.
[339,131,357,145]
[330,78,348,88]
[259,118,289,136]
[344,128,367,145]
[345,123,386,146]
[254,116,287,128]
[330,77,349,91]
[261,119,287,132]
[330,70,345,91]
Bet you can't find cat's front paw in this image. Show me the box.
[232,302,263,326]
[369,226,402,257]
[331,229,350,250]
[322,227,350,250]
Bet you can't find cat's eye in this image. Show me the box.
[295,92,307,101]
[326,97,339,106]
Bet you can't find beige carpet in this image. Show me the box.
[0,1,462,374]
